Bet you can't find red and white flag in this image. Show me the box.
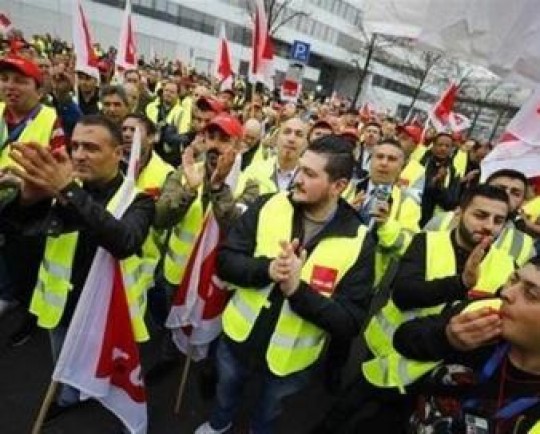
[449,112,471,132]
[72,0,100,81]
[0,12,12,33]
[429,82,459,132]
[215,22,233,91]
[117,0,137,71]
[249,0,274,88]
[52,130,146,434]
[166,156,241,361]
[482,87,540,180]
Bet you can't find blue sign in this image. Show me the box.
[290,40,311,63]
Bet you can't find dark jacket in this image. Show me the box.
[217,193,376,364]
[394,303,540,434]
[1,174,155,325]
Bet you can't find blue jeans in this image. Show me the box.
[50,326,80,407]
[209,337,313,434]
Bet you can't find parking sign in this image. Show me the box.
[290,40,311,64]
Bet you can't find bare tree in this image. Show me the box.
[244,0,310,36]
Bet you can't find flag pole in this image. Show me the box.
[31,381,59,434]
[251,82,256,119]
[174,345,193,414]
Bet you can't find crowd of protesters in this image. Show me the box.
[1,28,540,434]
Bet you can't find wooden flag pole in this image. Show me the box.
[31,381,59,434]
[174,346,193,414]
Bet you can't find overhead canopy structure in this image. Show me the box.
[362,0,540,86]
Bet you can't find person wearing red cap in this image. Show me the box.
[0,53,66,346]
[397,124,427,204]
[307,119,333,144]
[155,95,224,167]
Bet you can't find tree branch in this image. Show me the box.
[271,10,309,35]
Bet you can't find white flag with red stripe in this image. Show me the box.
[72,0,100,81]
[52,129,146,433]
[166,156,242,361]
[481,87,540,180]
[449,112,471,132]
[429,82,458,132]
[0,12,12,33]
[249,0,274,88]
[215,23,233,91]
[117,0,137,71]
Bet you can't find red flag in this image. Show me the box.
[72,0,100,81]
[250,0,274,87]
[429,82,458,131]
[215,23,233,90]
[117,0,137,71]
[166,214,230,361]
[52,252,147,434]
[0,12,12,33]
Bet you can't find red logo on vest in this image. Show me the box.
[310,266,338,294]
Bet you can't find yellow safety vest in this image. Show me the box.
[30,184,151,342]
[136,151,173,273]
[222,192,368,376]
[162,171,208,286]
[236,157,280,197]
[0,102,58,168]
[523,197,540,222]
[145,100,184,132]
[179,96,192,134]
[362,230,515,390]
[399,159,426,203]
[374,185,421,284]
[424,211,534,266]
[410,144,428,162]
[452,148,468,178]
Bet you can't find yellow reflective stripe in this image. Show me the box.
[42,258,72,280]
[270,332,323,349]
[507,230,524,260]
[35,281,67,308]
[229,294,260,323]
[123,262,156,287]
[166,249,188,266]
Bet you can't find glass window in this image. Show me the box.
[166,2,178,16]
[139,0,153,8]
[155,0,166,12]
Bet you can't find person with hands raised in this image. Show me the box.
[195,135,375,434]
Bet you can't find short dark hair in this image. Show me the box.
[375,137,405,156]
[307,134,354,181]
[459,184,509,211]
[76,114,123,147]
[434,132,453,142]
[123,113,158,137]
[100,85,129,107]
[486,169,528,190]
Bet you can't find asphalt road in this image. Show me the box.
[0,308,359,434]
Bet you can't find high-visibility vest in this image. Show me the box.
[145,100,184,132]
[0,102,58,168]
[30,184,151,342]
[162,166,208,286]
[424,211,534,266]
[410,144,428,162]
[523,196,540,222]
[221,192,368,376]
[136,151,173,270]
[236,157,280,196]
[399,158,426,204]
[452,148,468,178]
[374,185,421,285]
[179,96,192,134]
[362,230,515,390]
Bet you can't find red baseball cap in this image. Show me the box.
[206,113,244,138]
[397,124,422,143]
[196,96,224,114]
[0,54,43,85]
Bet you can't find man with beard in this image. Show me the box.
[394,258,540,433]
[317,184,516,433]
[424,169,535,266]
[195,135,375,434]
